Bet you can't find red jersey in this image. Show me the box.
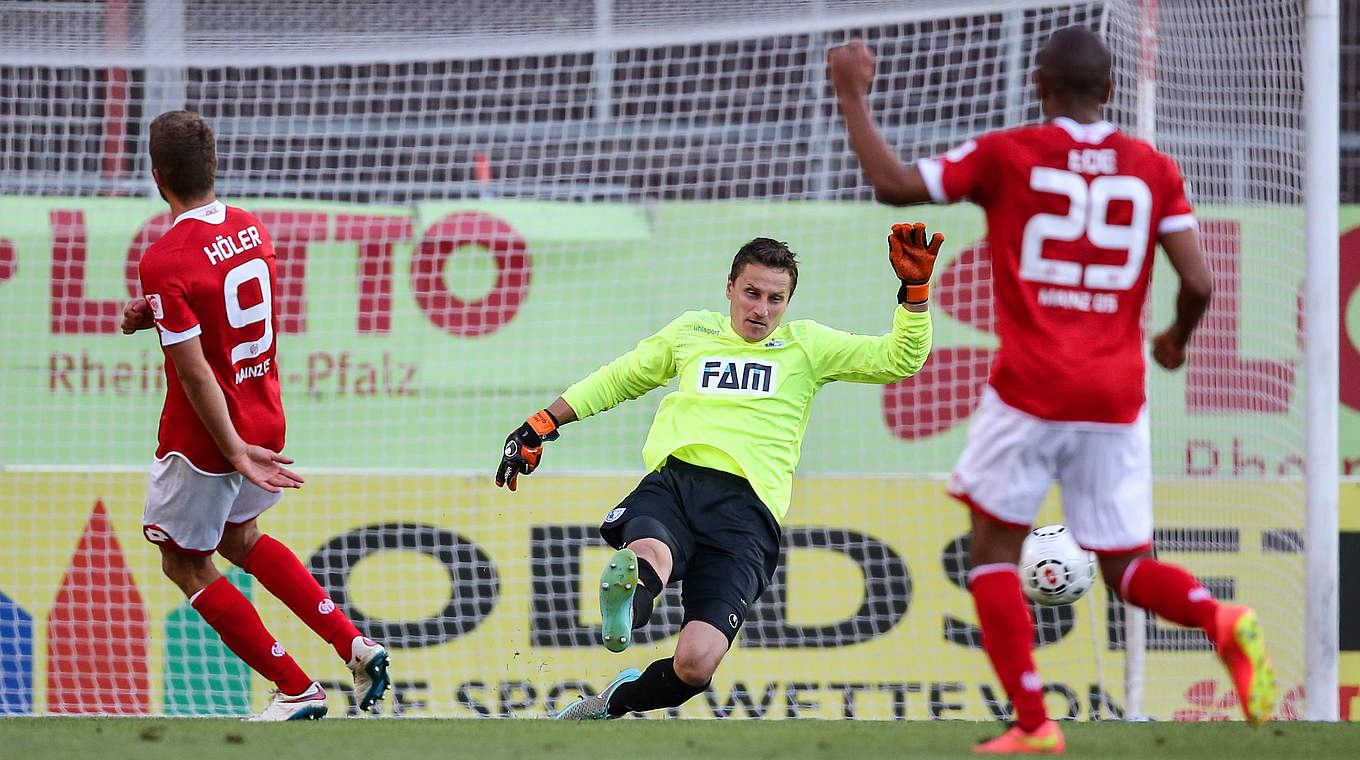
[139,201,285,474]
[918,117,1196,423]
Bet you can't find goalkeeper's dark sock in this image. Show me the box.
[1120,558,1219,632]
[969,563,1047,732]
[606,657,708,716]
[630,556,664,630]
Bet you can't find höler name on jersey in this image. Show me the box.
[204,225,263,265]
[697,358,778,395]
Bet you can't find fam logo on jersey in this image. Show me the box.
[604,507,627,523]
[697,358,778,395]
[145,294,164,320]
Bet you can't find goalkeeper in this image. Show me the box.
[495,226,939,719]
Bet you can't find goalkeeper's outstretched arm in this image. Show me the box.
[495,399,577,491]
[495,320,678,491]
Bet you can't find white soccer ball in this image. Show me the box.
[1019,524,1095,606]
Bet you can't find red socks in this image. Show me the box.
[1121,558,1219,631]
[970,564,1047,731]
[965,557,1219,732]
[192,577,313,695]
[242,534,363,661]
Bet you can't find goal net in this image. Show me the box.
[0,0,1314,720]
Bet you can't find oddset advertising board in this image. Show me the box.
[0,196,1355,718]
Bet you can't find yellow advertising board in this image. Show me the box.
[0,471,1349,720]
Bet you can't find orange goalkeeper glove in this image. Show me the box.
[495,409,560,491]
[888,222,943,305]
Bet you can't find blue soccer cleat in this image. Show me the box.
[555,668,642,720]
[599,548,640,653]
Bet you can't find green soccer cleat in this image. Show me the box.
[554,668,642,720]
[599,548,640,653]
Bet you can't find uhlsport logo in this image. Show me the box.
[728,613,740,629]
[697,357,777,395]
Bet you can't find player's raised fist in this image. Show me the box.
[495,410,560,491]
[827,39,876,96]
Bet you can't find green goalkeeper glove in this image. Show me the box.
[495,409,560,491]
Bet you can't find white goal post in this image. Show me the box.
[0,0,1338,721]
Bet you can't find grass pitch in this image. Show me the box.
[0,717,1355,760]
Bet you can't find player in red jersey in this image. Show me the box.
[121,111,390,720]
[830,27,1274,752]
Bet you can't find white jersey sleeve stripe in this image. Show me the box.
[916,158,949,205]
[157,322,202,346]
[1157,214,1198,235]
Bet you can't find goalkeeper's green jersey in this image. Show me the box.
[561,306,932,522]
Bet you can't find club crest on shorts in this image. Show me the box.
[604,507,626,523]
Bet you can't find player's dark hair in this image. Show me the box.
[149,110,217,201]
[1035,26,1112,103]
[729,238,799,296]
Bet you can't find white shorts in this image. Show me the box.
[947,387,1153,553]
[142,454,282,554]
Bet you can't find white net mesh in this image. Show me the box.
[0,0,1310,720]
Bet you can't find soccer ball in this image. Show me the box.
[1019,524,1095,606]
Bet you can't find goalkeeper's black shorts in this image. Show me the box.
[599,456,781,643]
